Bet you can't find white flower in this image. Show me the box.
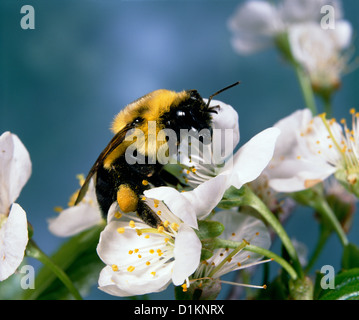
[191,210,271,288]
[162,98,280,220]
[48,176,104,237]
[97,198,201,297]
[0,131,31,281]
[267,108,359,192]
[228,0,346,55]
[228,0,283,54]
[180,127,281,220]
[288,21,352,90]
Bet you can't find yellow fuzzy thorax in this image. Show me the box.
[103,89,189,168]
[111,89,188,133]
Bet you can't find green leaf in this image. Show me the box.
[22,224,104,300]
[319,268,359,300]
[342,243,359,270]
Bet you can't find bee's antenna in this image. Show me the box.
[206,81,241,108]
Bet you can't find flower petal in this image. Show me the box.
[205,99,240,152]
[181,174,228,220]
[97,220,174,297]
[210,210,271,277]
[144,187,198,228]
[227,127,281,189]
[0,132,32,214]
[98,265,171,297]
[172,224,202,286]
[48,203,103,237]
[269,159,336,192]
[228,0,282,54]
[0,203,28,281]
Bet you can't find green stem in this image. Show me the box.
[292,188,349,248]
[242,186,303,279]
[208,240,248,278]
[211,238,297,281]
[322,93,333,118]
[295,65,317,115]
[314,197,349,247]
[25,240,82,300]
[245,245,298,281]
[304,228,331,274]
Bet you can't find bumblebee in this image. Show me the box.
[75,82,239,228]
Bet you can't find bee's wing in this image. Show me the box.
[74,124,133,205]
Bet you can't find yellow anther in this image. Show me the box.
[114,211,122,219]
[157,226,165,233]
[171,223,179,231]
[146,261,151,266]
[163,220,170,228]
[134,248,139,253]
[53,206,63,213]
[142,180,149,186]
[141,196,146,201]
[117,227,125,234]
[138,254,142,258]
[350,108,356,114]
[149,249,155,254]
[181,283,188,292]
[111,264,119,272]
[129,220,136,228]
[145,234,150,239]
[127,266,135,272]
[128,250,133,255]
[157,210,162,215]
[151,272,156,276]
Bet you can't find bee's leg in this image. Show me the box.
[116,183,162,228]
[116,184,139,213]
[136,198,162,228]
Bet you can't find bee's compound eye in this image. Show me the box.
[176,110,186,117]
[132,117,143,126]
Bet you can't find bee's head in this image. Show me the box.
[160,89,214,139]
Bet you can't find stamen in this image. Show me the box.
[127,266,135,272]
[114,211,122,219]
[171,223,179,231]
[117,227,125,234]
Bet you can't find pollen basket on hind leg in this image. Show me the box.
[117,184,139,213]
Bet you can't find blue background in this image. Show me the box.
[1,0,359,299]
